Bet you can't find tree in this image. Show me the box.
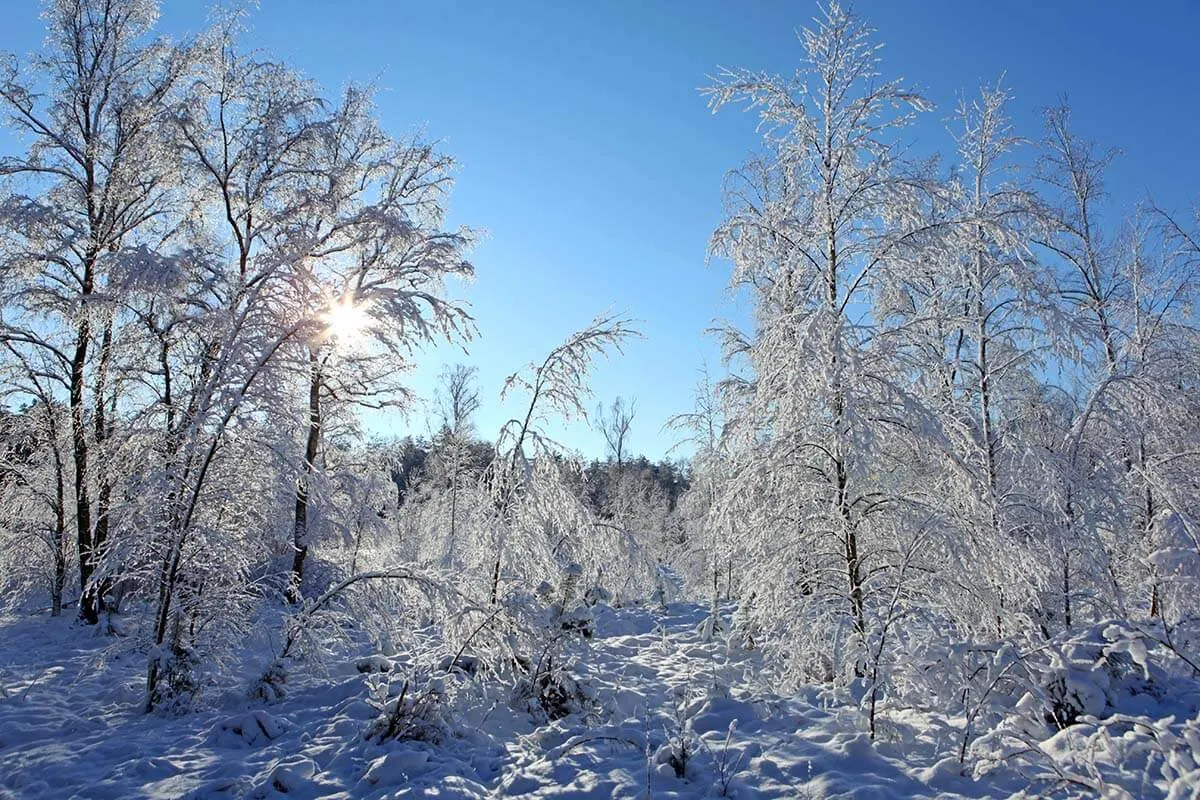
[280,86,475,599]
[705,1,937,681]
[1026,104,1192,633]
[595,396,636,468]
[0,353,73,615]
[885,82,1053,637]
[669,369,731,602]
[431,364,481,566]
[0,0,189,624]
[489,315,639,602]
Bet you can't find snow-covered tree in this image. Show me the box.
[0,0,190,623]
[488,315,640,603]
[275,84,474,598]
[705,1,940,684]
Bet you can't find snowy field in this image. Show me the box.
[0,601,1029,800]
[9,597,1195,799]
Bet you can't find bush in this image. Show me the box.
[363,672,449,745]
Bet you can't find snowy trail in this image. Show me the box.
[492,603,969,799]
[0,604,992,799]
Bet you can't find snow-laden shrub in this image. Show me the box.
[1146,511,1200,660]
[1041,712,1200,798]
[512,659,592,722]
[1035,623,1163,728]
[363,671,451,745]
[696,596,729,643]
[656,688,701,780]
[649,684,753,796]
[273,565,464,669]
[146,639,201,713]
[970,621,1200,794]
[506,564,600,721]
[977,709,1200,797]
[210,710,288,747]
[248,659,289,704]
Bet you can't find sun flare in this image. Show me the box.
[321,296,373,346]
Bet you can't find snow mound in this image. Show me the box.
[210,710,288,747]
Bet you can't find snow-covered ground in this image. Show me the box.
[0,602,1068,799]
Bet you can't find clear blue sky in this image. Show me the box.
[4,1,1198,459]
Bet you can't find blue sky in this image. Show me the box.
[4,1,1198,459]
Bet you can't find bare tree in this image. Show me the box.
[596,396,636,468]
[439,364,482,437]
[0,354,72,616]
[705,1,936,676]
[884,82,1053,637]
[282,85,475,600]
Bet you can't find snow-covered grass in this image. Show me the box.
[3,599,1198,799]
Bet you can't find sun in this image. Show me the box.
[321,295,373,346]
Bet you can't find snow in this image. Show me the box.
[0,602,968,799]
[3,600,1196,799]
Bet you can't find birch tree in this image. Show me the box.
[886,83,1054,636]
[488,315,639,602]
[1032,105,1142,633]
[705,1,937,681]
[431,364,481,567]
[0,0,188,623]
[281,86,474,598]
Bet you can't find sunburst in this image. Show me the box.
[321,295,373,347]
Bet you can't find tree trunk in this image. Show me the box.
[51,492,66,618]
[1062,551,1072,630]
[70,311,97,624]
[446,444,460,567]
[833,388,866,644]
[289,350,322,602]
[91,319,115,615]
[489,553,502,605]
[146,525,186,711]
[46,403,69,618]
[1062,496,1075,632]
